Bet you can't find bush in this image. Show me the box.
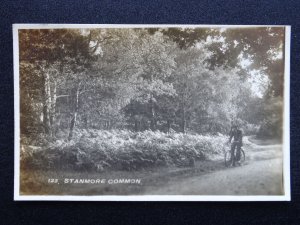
[257,117,282,138]
[21,129,227,172]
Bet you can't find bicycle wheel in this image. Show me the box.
[224,150,231,167]
[239,149,245,163]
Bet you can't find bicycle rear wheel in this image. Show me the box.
[224,151,231,167]
[225,149,245,166]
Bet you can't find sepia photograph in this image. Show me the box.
[13,24,290,201]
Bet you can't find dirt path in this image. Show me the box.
[145,136,283,195]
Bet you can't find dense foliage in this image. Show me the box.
[20,27,284,140]
[21,129,226,171]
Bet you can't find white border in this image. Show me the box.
[13,25,21,201]
[283,26,291,201]
[13,24,291,201]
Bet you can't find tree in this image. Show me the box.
[122,30,177,131]
[19,29,100,139]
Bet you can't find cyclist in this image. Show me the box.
[228,124,243,166]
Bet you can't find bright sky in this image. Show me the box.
[237,53,270,98]
[247,70,269,98]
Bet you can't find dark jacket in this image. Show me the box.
[229,129,243,144]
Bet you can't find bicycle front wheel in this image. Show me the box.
[239,149,245,163]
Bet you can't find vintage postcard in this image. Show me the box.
[13,24,290,201]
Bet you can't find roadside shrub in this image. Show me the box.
[21,129,226,172]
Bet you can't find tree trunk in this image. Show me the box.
[68,84,80,141]
[50,81,57,136]
[42,72,51,135]
[180,96,186,133]
[181,77,187,133]
[134,120,138,131]
[167,119,171,133]
[83,114,88,129]
[149,96,156,131]
[181,106,186,133]
[134,115,141,132]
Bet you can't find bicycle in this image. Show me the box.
[224,141,245,167]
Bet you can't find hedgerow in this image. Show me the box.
[21,129,226,171]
